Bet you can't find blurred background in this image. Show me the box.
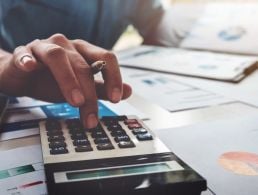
[114,0,258,51]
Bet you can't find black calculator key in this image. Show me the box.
[65,118,83,129]
[73,139,90,146]
[71,132,87,140]
[107,124,123,131]
[47,130,63,136]
[118,141,135,148]
[75,145,93,152]
[91,131,107,138]
[102,120,119,126]
[45,119,61,131]
[110,129,126,137]
[102,116,127,122]
[94,137,110,144]
[50,147,68,155]
[97,143,114,150]
[128,123,142,129]
[69,127,84,133]
[49,141,67,148]
[86,124,104,132]
[114,135,130,142]
[136,133,153,141]
[132,128,148,135]
[48,135,65,142]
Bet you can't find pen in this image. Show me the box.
[91,60,106,74]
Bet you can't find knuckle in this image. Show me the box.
[73,39,87,46]
[27,39,40,48]
[14,45,26,54]
[49,33,68,44]
[103,51,117,62]
[46,45,65,57]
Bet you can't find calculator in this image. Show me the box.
[39,115,207,195]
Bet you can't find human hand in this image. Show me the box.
[0,34,132,128]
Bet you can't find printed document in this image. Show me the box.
[118,45,257,82]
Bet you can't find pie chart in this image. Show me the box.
[218,151,258,176]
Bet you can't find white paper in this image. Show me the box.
[180,3,258,55]
[8,97,51,109]
[167,69,258,108]
[0,107,47,141]
[155,112,258,195]
[118,45,257,82]
[0,145,47,195]
[121,68,234,112]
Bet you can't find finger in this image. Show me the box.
[13,46,37,72]
[73,40,123,103]
[47,33,74,50]
[95,81,132,101]
[67,51,99,128]
[29,40,85,107]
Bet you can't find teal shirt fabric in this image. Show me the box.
[0,0,163,52]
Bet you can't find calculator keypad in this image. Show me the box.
[44,116,153,155]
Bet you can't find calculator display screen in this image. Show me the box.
[67,163,171,181]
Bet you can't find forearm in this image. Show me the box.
[143,8,194,47]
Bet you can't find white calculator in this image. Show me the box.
[39,115,207,195]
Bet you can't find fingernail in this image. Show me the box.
[71,89,85,105]
[19,55,36,71]
[20,56,33,66]
[112,88,121,103]
[86,113,98,128]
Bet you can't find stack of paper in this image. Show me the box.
[118,45,258,82]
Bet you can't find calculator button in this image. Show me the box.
[110,129,126,137]
[45,119,61,131]
[70,132,87,140]
[107,124,123,131]
[87,123,103,131]
[132,128,148,135]
[128,123,142,129]
[47,130,63,136]
[114,135,130,142]
[102,120,119,126]
[73,139,90,146]
[124,119,138,125]
[97,143,114,150]
[65,118,83,129]
[75,145,93,152]
[69,127,84,134]
[48,135,65,142]
[49,141,67,148]
[50,147,68,155]
[94,137,111,144]
[118,141,135,148]
[102,116,127,122]
[91,131,107,138]
[136,133,153,141]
